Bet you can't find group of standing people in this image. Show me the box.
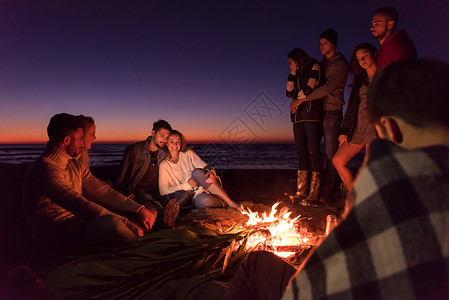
[224,7,449,300]
[286,6,417,202]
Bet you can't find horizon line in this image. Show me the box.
[0,140,295,145]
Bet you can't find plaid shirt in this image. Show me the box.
[282,139,449,299]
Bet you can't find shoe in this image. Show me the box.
[307,171,321,202]
[294,170,309,201]
[163,198,180,228]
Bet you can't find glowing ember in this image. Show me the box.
[241,202,315,258]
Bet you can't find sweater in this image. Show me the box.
[305,52,349,111]
[158,150,208,198]
[23,144,142,243]
[377,29,417,70]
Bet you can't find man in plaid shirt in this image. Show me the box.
[224,59,449,299]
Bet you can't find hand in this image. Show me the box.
[188,178,198,188]
[290,98,305,113]
[125,219,143,237]
[137,207,156,231]
[205,170,217,184]
[126,194,135,201]
[338,135,348,147]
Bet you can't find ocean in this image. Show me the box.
[0,143,364,170]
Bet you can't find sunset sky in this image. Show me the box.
[1,0,448,144]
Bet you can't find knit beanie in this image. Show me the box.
[319,29,338,48]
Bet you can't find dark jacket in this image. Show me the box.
[287,57,324,122]
[115,136,166,194]
[377,29,417,70]
[339,76,366,141]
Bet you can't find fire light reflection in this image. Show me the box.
[240,202,318,258]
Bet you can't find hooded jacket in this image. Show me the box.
[377,29,417,70]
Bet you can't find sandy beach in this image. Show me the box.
[0,163,344,298]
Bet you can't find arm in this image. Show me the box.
[297,62,320,99]
[286,73,298,99]
[291,63,321,110]
[158,161,191,196]
[304,59,349,101]
[339,79,361,136]
[82,171,143,213]
[42,163,125,222]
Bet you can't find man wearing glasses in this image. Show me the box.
[116,119,179,227]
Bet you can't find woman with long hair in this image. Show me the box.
[287,48,324,202]
[77,115,96,168]
[332,43,378,193]
[159,130,240,210]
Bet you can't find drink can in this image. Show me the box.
[325,214,338,235]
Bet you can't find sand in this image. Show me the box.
[0,163,346,298]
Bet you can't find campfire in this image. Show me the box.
[240,202,319,258]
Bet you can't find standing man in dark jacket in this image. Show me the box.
[297,29,349,199]
[371,6,417,70]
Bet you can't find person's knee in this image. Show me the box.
[332,154,342,169]
[176,190,191,206]
[191,168,205,182]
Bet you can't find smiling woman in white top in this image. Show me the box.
[158,130,240,209]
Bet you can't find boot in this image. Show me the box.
[307,171,321,202]
[295,170,308,200]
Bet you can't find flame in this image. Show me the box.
[241,202,315,258]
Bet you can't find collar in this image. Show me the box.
[42,142,74,169]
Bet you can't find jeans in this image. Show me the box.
[191,168,224,209]
[293,121,323,172]
[160,190,191,207]
[322,110,342,186]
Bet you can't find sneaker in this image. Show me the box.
[163,198,180,228]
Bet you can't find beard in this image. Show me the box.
[372,29,388,41]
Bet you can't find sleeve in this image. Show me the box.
[339,80,360,136]
[286,73,298,99]
[41,163,125,222]
[189,150,208,169]
[82,171,142,214]
[297,63,321,99]
[115,145,133,193]
[305,59,349,101]
[158,161,191,196]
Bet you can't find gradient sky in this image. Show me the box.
[1,0,448,144]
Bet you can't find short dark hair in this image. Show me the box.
[367,59,449,128]
[152,119,172,133]
[288,48,309,67]
[374,6,399,31]
[47,113,82,143]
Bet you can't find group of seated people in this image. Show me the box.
[22,114,240,253]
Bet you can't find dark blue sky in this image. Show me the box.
[1,0,448,143]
